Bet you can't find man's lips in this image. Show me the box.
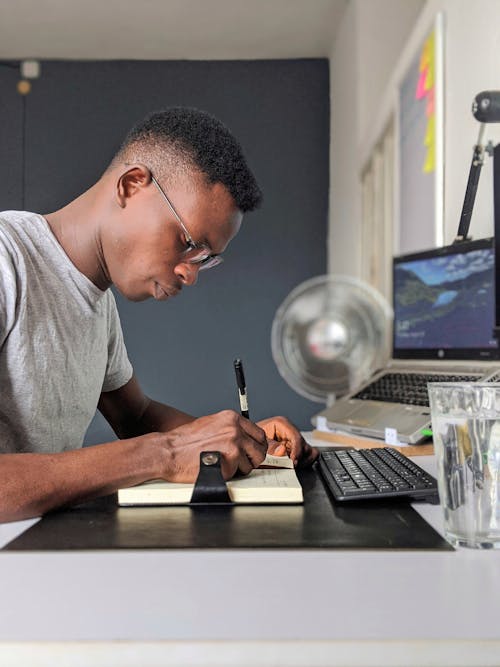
[154,283,180,301]
[154,283,169,301]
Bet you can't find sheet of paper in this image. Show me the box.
[260,453,294,469]
[229,468,299,490]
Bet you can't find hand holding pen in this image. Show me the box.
[233,357,318,467]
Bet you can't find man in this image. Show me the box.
[0,107,317,523]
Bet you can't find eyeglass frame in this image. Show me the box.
[148,172,223,271]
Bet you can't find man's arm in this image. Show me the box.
[97,374,195,438]
[99,375,319,467]
[0,376,268,523]
[0,433,165,523]
[0,376,315,523]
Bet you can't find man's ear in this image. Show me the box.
[116,164,151,208]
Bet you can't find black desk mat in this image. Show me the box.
[3,466,453,551]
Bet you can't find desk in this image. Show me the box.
[0,434,499,667]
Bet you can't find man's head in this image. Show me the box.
[101,107,262,301]
[111,107,262,213]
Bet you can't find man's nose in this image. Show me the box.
[175,261,200,286]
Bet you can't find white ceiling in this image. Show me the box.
[0,0,347,60]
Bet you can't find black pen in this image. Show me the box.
[233,358,249,419]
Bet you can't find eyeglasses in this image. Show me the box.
[150,173,223,271]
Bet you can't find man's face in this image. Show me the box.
[104,167,243,302]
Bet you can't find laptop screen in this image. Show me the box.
[393,238,499,360]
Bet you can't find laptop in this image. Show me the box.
[313,238,500,443]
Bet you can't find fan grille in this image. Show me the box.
[271,275,392,402]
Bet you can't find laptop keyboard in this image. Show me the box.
[318,448,439,503]
[352,372,481,407]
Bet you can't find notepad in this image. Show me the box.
[118,454,303,505]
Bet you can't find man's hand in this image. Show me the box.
[156,410,268,482]
[257,416,319,468]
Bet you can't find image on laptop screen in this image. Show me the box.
[393,239,498,358]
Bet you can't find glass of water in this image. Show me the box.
[428,383,500,548]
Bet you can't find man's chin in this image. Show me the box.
[113,284,152,303]
[112,281,174,302]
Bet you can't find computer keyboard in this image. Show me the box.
[352,372,480,406]
[318,447,439,503]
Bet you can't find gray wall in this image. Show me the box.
[0,59,329,437]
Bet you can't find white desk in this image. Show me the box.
[0,434,499,667]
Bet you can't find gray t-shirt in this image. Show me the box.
[0,211,133,453]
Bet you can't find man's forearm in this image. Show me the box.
[0,434,166,523]
[97,376,196,439]
[126,399,196,437]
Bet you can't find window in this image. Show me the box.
[361,119,394,301]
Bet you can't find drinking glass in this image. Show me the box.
[428,382,500,549]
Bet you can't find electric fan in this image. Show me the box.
[271,275,393,404]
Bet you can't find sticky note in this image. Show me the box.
[385,428,400,446]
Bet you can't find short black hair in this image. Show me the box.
[113,107,262,212]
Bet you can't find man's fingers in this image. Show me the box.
[238,416,268,446]
[287,433,306,464]
[296,444,320,468]
[237,417,268,468]
[237,452,255,476]
[268,441,287,456]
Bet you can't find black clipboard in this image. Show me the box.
[3,451,453,551]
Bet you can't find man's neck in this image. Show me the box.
[44,183,111,291]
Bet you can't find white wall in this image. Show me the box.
[329,1,362,275]
[329,0,500,276]
[357,0,425,141]
[440,0,500,242]
[328,0,424,273]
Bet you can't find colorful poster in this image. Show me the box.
[416,30,436,174]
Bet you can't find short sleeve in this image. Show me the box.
[0,232,20,349]
[101,291,133,392]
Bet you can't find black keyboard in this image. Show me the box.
[352,372,480,406]
[318,448,439,503]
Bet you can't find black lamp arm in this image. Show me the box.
[455,124,486,243]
